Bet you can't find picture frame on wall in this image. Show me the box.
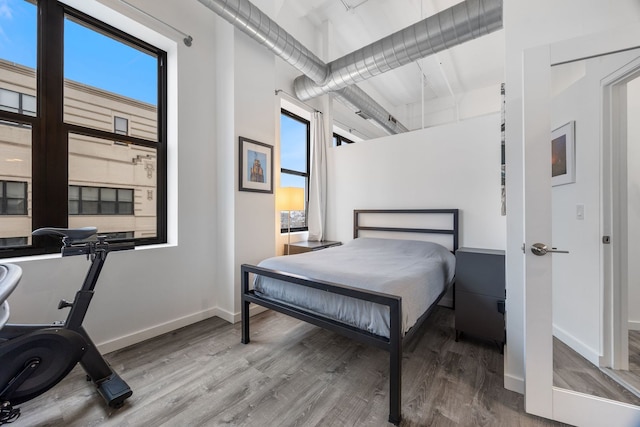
[239,136,273,193]
[551,121,576,186]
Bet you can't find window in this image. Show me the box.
[103,231,134,239]
[114,116,128,135]
[0,1,167,257]
[0,89,36,117]
[0,237,28,248]
[69,186,134,215]
[280,109,310,232]
[0,181,27,215]
[333,132,355,146]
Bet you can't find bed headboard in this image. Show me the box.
[353,209,459,252]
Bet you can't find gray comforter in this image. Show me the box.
[254,237,456,338]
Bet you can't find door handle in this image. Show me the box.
[530,243,569,256]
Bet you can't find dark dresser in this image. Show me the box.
[454,247,506,351]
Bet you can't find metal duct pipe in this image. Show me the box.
[334,86,409,134]
[294,0,503,101]
[197,0,407,134]
[197,0,328,83]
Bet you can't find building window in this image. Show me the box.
[0,89,36,117]
[0,237,28,248]
[101,231,134,240]
[0,181,27,215]
[280,109,309,232]
[114,116,128,135]
[0,0,167,257]
[333,132,355,146]
[69,186,134,215]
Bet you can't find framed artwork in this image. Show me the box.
[551,121,575,186]
[239,137,273,193]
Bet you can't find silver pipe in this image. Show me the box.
[294,0,503,101]
[197,0,327,83]
[335,86,409,134]
[197,0,407,134]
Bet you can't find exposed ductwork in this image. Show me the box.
[197,0,328,84]
[334,86,409,134]
[197,0,503,135]
[294,0,503,101]
[197,0,407,134]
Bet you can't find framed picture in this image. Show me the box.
[551,121,575,186]
[239,137,273,193]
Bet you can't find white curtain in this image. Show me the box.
[307,111,327,241]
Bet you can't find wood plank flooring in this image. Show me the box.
[553,337,640,405]
[598,330,640,397]
[12,307,564,426]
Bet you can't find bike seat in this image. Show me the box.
[32,227,97,241]
[0,264,23,329]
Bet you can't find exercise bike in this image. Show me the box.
[0,227,134,424]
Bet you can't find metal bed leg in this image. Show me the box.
[241,267,250,344]
[389,346,401,425]
[389,300,402,425]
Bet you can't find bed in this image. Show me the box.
[240,209,459,425]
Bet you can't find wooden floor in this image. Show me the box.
[553,337,640,406]
[12,307,563,427]
[598,330,640,397]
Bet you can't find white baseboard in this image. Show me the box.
[504,373,525,394]
[628,320,640,331]
[97,305,274,354]
[97,307,220,354]
[553,324,600,366]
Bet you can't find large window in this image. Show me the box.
[280,109,309,232]
[0,0,167,256]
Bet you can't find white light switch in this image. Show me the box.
[576,204,585,220]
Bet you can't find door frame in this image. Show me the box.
[523,24,640,426]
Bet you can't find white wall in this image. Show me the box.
[327,114,506,251]
[232,25,278,316]
[504,0,640,393]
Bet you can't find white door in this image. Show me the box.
[523,26,640,426]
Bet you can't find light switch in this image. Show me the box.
[576,204,585,220]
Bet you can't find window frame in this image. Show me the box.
[114,116,129,135]
[280,108,310,233]
[0,0,167,257]
[0,181,28,215]
[333,132,355,146]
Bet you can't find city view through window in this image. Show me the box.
[280,111,309,231]
[0,0,164,251]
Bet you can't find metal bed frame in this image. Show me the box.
[240,209,459,425]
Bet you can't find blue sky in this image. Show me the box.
[0,0,157,105]
[280,113,307,188]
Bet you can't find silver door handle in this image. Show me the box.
[530,243,569,256]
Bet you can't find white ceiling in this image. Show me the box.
[276,0,505,131]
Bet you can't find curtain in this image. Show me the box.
[307,111,327,241]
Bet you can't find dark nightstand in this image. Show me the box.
[454,247,506,351]
[284,240,342,255]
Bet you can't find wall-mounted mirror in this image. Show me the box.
[523,24,640,426]
[550,46,640,408]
